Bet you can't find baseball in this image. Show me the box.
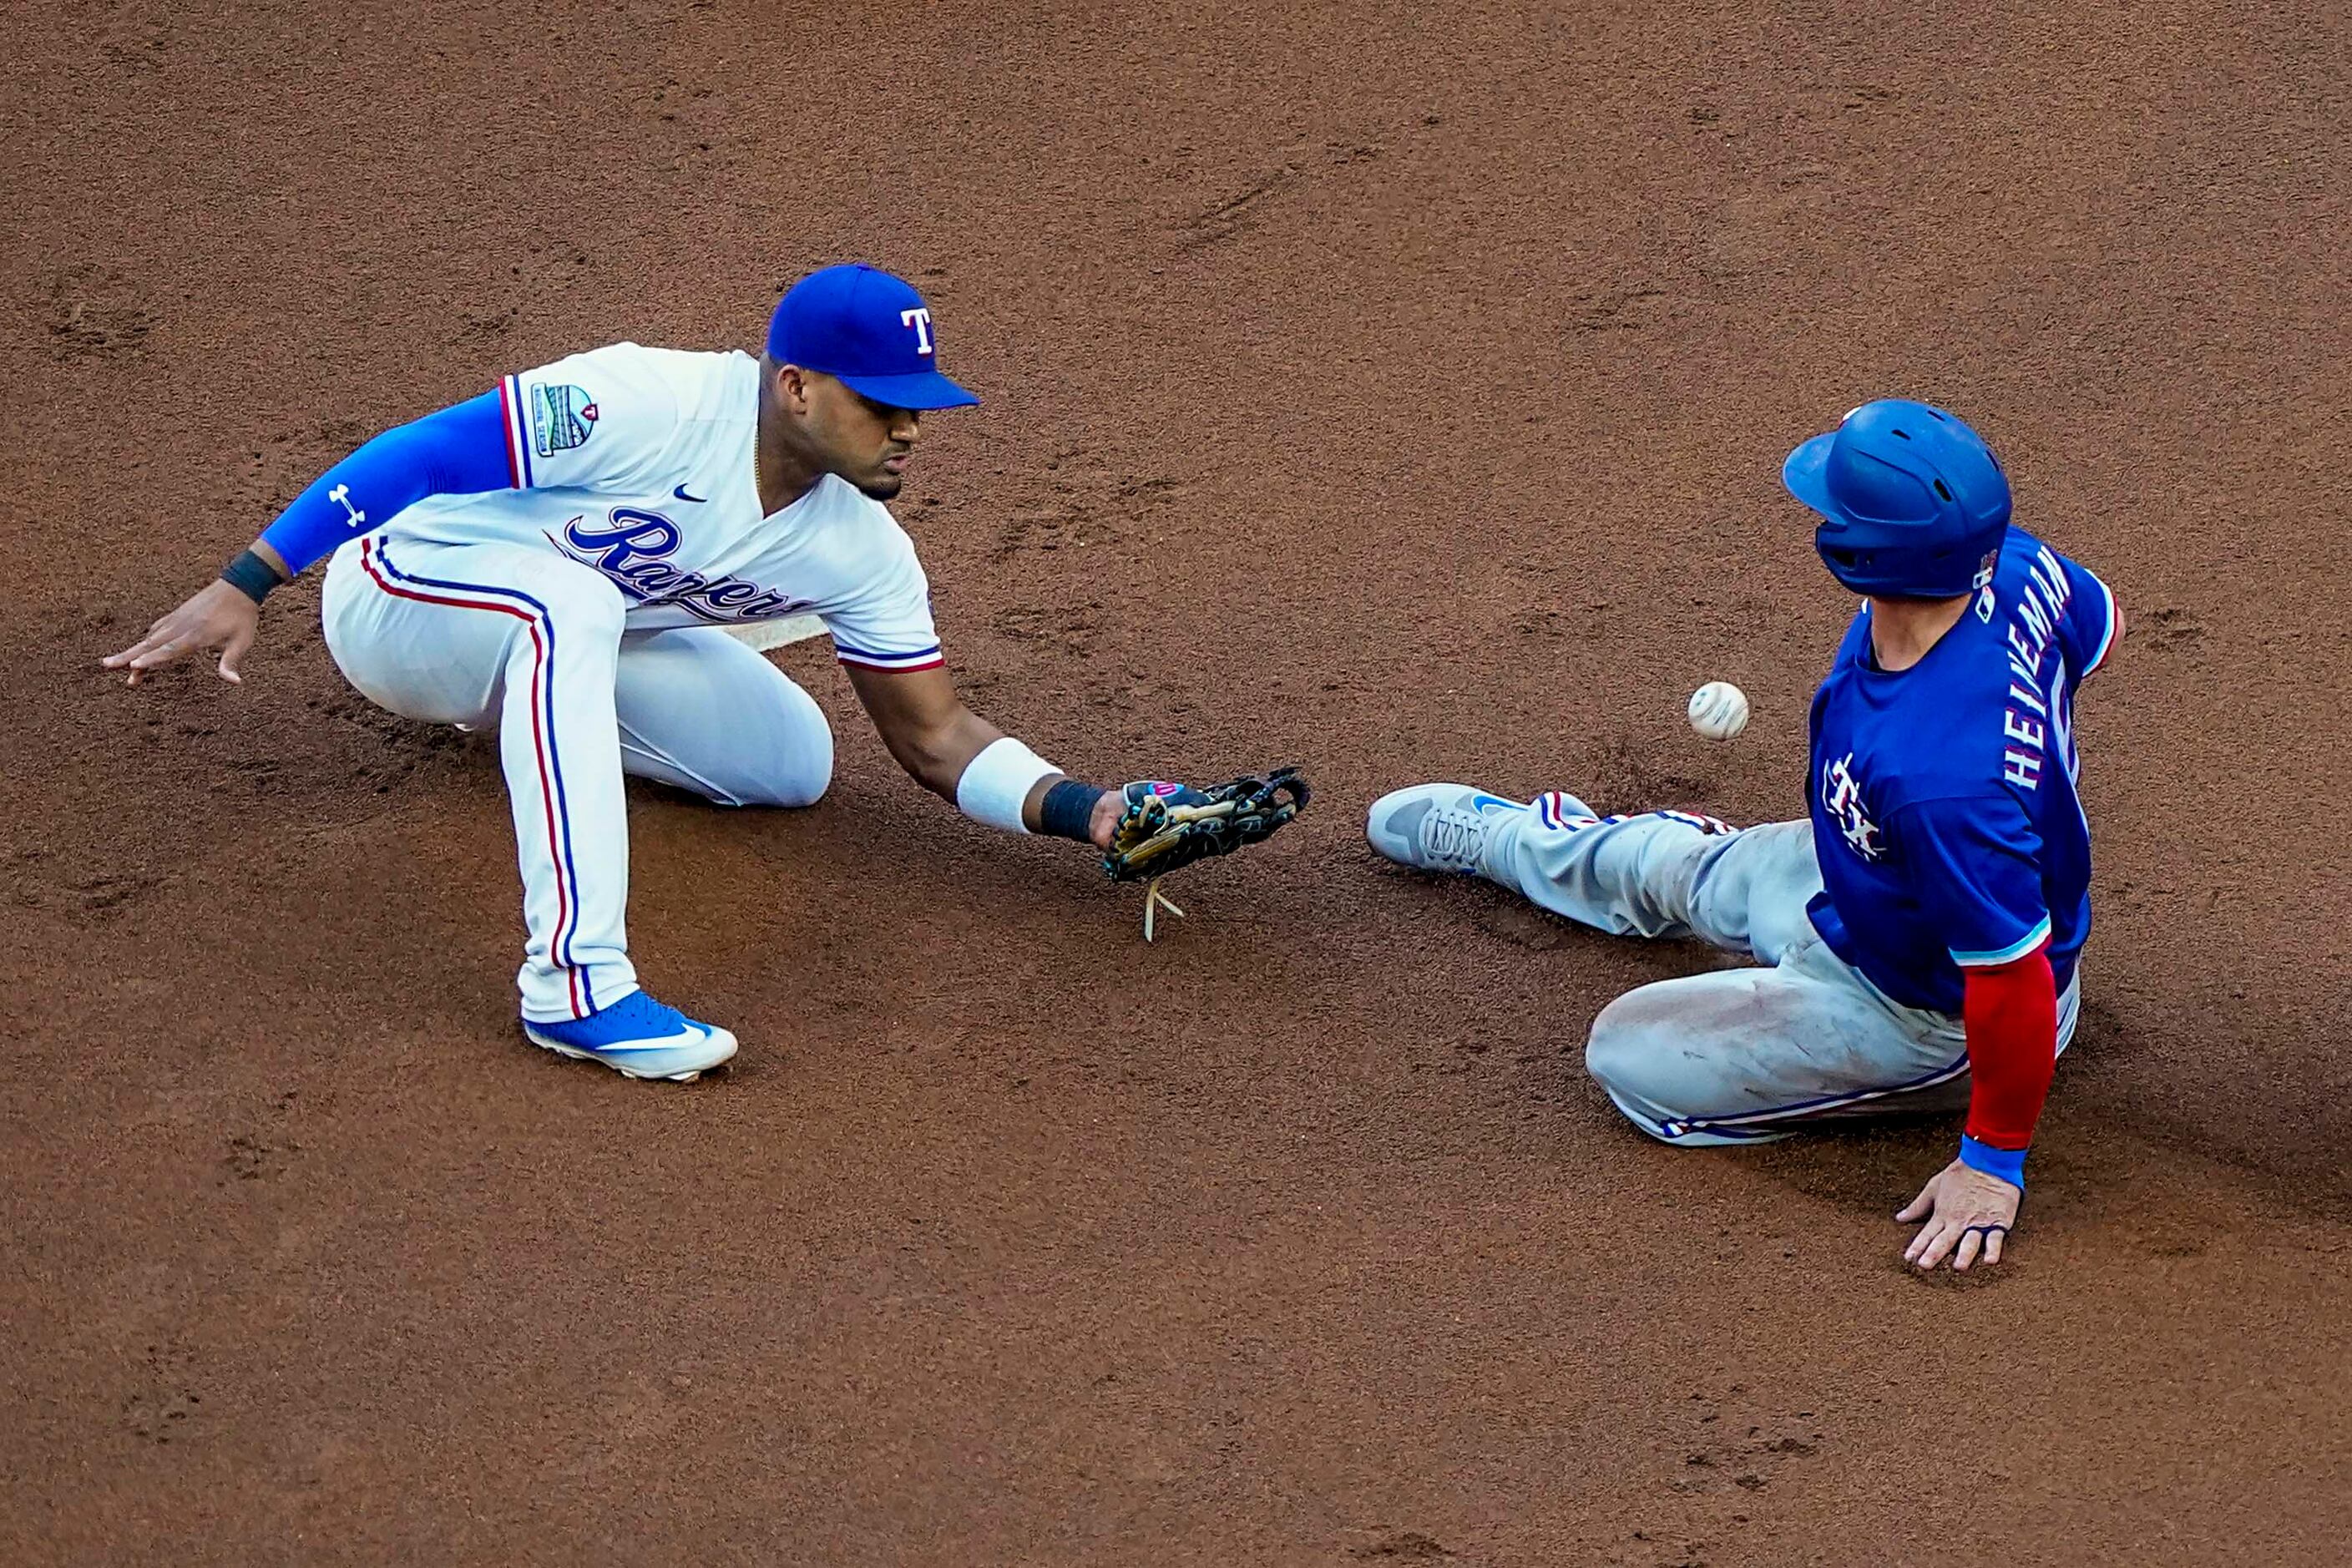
[1687,680,1749,741]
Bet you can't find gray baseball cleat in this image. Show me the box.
[1364,783,1530,875]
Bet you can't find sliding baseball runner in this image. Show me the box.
[1368,401,2117,1272]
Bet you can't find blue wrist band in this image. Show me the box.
[1959,1134,2028,1189]
[1039,778,1105,842]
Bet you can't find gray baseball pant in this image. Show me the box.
[1479,797,2078,1144]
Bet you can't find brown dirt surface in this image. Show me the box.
[5,2,2348,1563]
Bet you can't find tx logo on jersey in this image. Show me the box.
[1819,752,1884,861]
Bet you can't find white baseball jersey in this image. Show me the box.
[385,343,944,673]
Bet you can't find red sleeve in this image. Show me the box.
[1960,945,2059,1150]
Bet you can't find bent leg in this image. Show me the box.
[613,629,834,807]
[1582,933,1974,1144]
[1584,936,2082,1145]
[1485,798,1823,961]
[322,535,638,1022]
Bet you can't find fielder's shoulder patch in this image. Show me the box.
[531,382,601,457]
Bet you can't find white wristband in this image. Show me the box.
[954,736,1059,835]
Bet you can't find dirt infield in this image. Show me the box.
[5,2,2347,1562]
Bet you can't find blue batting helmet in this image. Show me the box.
[1780,400,2011,598]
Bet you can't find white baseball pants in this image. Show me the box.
[321,535,832,1021]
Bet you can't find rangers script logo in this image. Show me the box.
[547,509,814,625]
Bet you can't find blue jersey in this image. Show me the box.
[1805,527,2118,1014]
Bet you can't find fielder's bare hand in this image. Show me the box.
[1086,789,1123,850]
[104,579,265,685]
[1898,1159,2021,1272]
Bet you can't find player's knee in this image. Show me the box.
[1582,1004,1644,1099]
[1583,990,1688,1106]
[541,569,630,640]
[757,726,833,808]
[714,705,832,808]
[1585,1009,1707,1146]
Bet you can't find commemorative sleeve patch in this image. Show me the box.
[530,382,601,457]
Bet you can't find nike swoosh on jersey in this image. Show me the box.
[673,484,708,503]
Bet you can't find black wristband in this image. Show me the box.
[1039,777,1107,843]
[220,549,282,604]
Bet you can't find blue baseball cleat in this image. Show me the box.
[1365,783,1530,875]
[522,990,739,1082]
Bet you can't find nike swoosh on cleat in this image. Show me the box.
[673,484,708,503]
[593,1029,711,1054]
[1470,793,1525,812]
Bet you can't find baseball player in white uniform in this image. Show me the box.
[107,265,1302,1081]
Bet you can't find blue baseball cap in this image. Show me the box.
[764,263,978,411]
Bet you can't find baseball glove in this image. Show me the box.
[1101,767,1310,884]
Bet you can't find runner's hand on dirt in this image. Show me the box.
[1896,1159,2021,1272]
[103,579,261,686]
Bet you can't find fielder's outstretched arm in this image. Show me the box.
[104,390,519,683]
[842,661,1124,848]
